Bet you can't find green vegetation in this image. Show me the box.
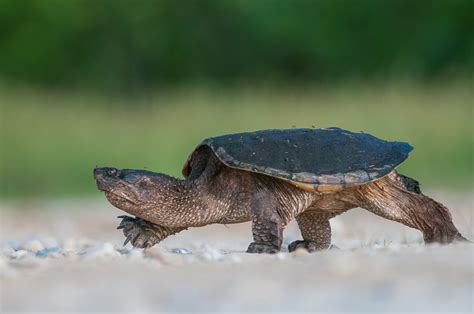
[1,80,472,199]
[0,0,472,90]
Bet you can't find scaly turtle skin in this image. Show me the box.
[94,128,467,253]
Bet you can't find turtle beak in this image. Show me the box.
[94,167,120,191]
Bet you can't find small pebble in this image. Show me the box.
[10,250,30,259]
[39,237,59,249]
[21,240,44,253]
[170,247,192,254]
[36,247,62,258]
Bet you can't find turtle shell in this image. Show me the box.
[183,128,413,191]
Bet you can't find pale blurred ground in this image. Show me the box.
[1,190,473,313]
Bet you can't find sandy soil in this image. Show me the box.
[1,191,473,313]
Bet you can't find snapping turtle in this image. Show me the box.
[94,128,466,253]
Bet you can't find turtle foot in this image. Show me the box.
[246,242,279,254]
[288,240,327,253]
[117,215,160,248]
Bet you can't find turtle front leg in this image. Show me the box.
[117,215,187,248]
[247,194,287,254]
[288,212,335,252]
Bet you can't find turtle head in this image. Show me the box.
[94,167,174,212]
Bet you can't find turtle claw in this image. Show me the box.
[117,215,135,231]
[116,215,162,248]
[123,235,132,246]
[144,240,153,248]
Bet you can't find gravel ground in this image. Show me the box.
[1,191,473,313]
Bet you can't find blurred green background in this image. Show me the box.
[0,0,472,199]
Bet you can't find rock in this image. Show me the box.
[10,250,31,259]
[169,247,192,254]
[21,239,44,253]
[36,247,62,258]
[39,237,59,249]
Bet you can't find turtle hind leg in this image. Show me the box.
[396,173,468,242]
[354,172,465,244]
[288,212,335,253]
[396,173,422,194]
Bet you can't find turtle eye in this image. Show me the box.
[107,168,118,176]
[122,174,140,184]
[97,168,118,177]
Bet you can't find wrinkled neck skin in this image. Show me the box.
[106,174,228,228]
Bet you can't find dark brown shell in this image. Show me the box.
[183,128,413,190]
